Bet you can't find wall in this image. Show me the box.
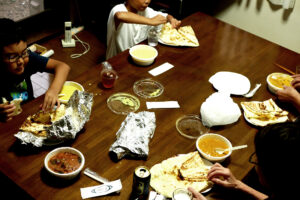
[214,0,300,53]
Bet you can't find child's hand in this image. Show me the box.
[0,103,16,122]
[167,15,181,28]
[41,89,60,111]
[150,14,167,25]
[169,18,181,28]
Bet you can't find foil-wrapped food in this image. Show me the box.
[109,111,156,161]
[15,91,93,147]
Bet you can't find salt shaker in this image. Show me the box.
[101,61,117,88]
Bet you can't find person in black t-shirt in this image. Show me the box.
[0,18,70,122]
[189,122,300,200]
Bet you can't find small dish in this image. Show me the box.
[107,93,140,115]
[266,72,293,94]
[44,147,85,179]
[129,44,158,66]
[196,133,232,162]
[133,78,164,99]
[176,115,209,139]
[59,81,84,104]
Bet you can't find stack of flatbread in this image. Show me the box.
[19,104,66,137]
[150,151,211,198]
[241,99,288,126]
[159,23,199,47]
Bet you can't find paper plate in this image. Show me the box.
[176,115,209,139]
[209,71,251,95]
[107,93,140,115]
[133,79,164,99]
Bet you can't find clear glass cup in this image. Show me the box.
[172,188,193,200]
[148,26,158,47]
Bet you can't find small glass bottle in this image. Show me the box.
[101,61,117,88]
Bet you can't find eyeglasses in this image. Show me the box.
[4,49,30,63]
[249,152,259,165]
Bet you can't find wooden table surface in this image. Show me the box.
[1,12,300,200]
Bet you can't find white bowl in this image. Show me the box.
[59,81,84,104]
[196,133,232,162]
[129,44,158,66]
[266,72,293,95]
[44,147,85,179]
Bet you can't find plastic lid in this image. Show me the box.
[107,93,140,115]
[176,115,209,139]
[133,79,164,99]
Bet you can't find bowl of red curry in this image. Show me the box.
[44,147,85,179]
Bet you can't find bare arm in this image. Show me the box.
[114,11,167,28]
[42,59,70,111]
[208,163,268,200]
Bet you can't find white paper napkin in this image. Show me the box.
[148,62,174,76]
[146,101,180,109]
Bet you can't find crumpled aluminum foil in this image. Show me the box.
[14,90,93,147]
[109,111,156,161]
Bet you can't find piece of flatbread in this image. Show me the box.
[241,99,288,126]
[160,23,199,47]
[178,26,199,46]
[19,104,66,137]
[150,152,210,198]
[2,97,23,116]
[179,152,208,182]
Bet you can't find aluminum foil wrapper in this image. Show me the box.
[109,111,156,161]
[14,91,93,147]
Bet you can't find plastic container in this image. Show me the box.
[101,61,117,88]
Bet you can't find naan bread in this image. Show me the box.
[150,152,210,198]
[2,97,23,116]
[19,105,66,137]
[179,152,208,182]
[160,23,199,47]
[241,99,288,126]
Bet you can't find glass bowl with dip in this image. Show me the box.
[266,72,293,94]
[129,44,158,66]
[196,133,232,162]
[44,147,85,179]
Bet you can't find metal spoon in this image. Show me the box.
[243,83,261,98]
[215,144,248,154]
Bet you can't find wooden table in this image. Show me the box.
[1,12,299,200]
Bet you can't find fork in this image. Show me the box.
[243,83,261,98]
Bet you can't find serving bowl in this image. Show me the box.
[44,147,85,179]
[59,81,84,103]
[129,44,158,66]
[196,133,232,162]
[266,72,293,94]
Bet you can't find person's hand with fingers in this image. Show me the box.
[207,163,242,189]
[150,15,167,26]
[0,103,16,121]
[42,89,60,111]
[291,74,300,91]
[188,187,207,200]
[167,15,181,28]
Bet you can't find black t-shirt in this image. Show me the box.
[0,51,49,103]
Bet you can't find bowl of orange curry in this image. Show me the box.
[267,72,293,94]
[44,147,85,179]
[196,133,232,162]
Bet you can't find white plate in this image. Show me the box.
[209,71,251,95]
[158,38,178,47]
